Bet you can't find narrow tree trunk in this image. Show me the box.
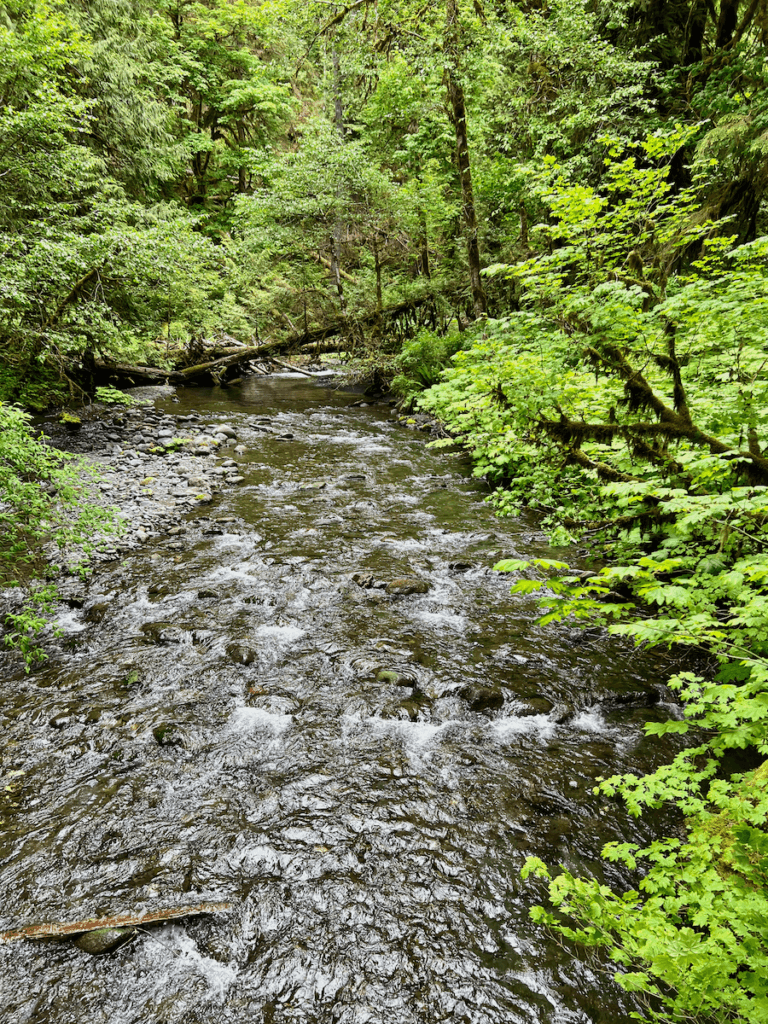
[237,122,247,193]
[682,0,708,64]
[330,44,350,341]
[716,0,741,47]
[373,235,383,314]
[444,0,486,318]
[373,233,383,346]
[419,209,431,278]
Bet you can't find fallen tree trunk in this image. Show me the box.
[179,339,290,382]
[299,340,347,355]
[93,296,436,388]
[0,901,231,943]
[94,361,186,386]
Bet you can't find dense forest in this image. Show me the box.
[2,0,768,1019]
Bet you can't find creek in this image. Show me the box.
[0,375,682,1023]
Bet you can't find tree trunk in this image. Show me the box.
[419,209,431,278]
[444,0,487,319]
[716,0,741,47]
[682,0,708,64]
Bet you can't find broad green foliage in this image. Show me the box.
[419,136,768,1021]
[0,403,118,667]
[390,326,469,403]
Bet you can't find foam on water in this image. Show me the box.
[230,706,294,734]
[52,608,89,633]
[256,623,306,642]
[412,608,468,631]
[492,714,557,742]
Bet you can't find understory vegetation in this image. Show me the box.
[2,0,768,1018]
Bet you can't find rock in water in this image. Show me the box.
[75,927,133,955]
[385,578,430,595]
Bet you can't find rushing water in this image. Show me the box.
[0,376,682,1023]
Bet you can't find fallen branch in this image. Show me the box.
[0,901,231,943]
[270,356,316,377]
[179,339,289,381]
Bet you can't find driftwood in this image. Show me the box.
[0,901,231,943]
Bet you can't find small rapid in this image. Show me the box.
[0,376,682,1023]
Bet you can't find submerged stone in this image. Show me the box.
[75,927,133,954]
[385,578,431,596]
[459,684,504,712]
[227,642,257,665]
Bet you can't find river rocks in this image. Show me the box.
[599,689,661,709]
[349,571,376,589]
[153,721,183,747]
[140,622,188,644]
[549,701,575,724]
[226,641,258,665]
[75,927,133,955]
[376,669,400,684]
[197,588,220,599]
[226,475,245,484]
[515,698,553,717]
[459,683,504,712]
[214,424,237,439]
[377,669,417,687]
[385,578,430,596]
[84,602,110,623]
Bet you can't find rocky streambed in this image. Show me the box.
[0,374,682,1024]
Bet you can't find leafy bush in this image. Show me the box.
[390,325,471,404]
[0,402,118,668]
[419,137,768,1023]
[94,385,137,406]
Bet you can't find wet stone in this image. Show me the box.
[84,602,110,623]
[227,642,258,665]
[385,578,431,596]
[140,622,188,644]
[153,722,182,747]
[459,684,504,712]
[75,927,133,955]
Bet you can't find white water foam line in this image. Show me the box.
[412,608,468,631]
[255,623,306,643]
[152,925,239,1003]
[229,707,294,735]
[491,714,557,743]
[51,608,90,633]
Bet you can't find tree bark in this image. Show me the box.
[444,0,487,318]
